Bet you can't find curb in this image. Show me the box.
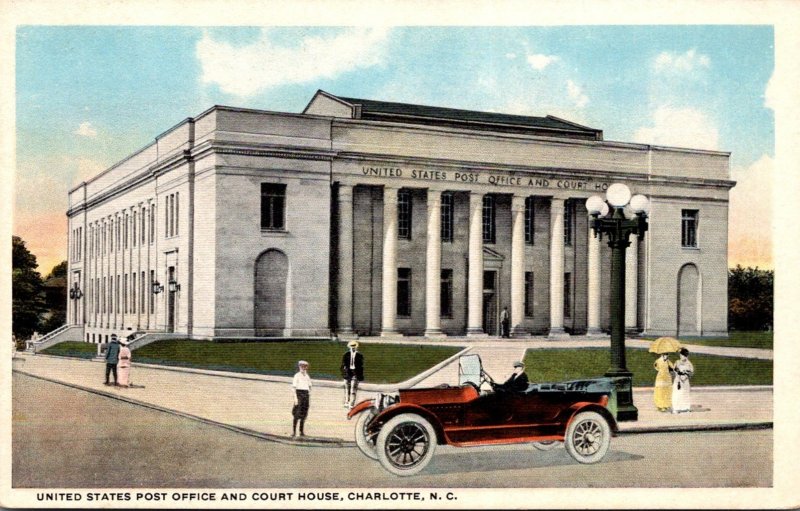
[22,347,474,392]
[12,369,355,448]
[618,422,773,435]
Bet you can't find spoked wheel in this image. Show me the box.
[532,440,559,451]
[376,413,437,476]
[354,409,379,460]
[564,411,611,464]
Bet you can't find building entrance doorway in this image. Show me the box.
[254,249,288,336]
[167,266,176,333]
[483,270,498,336]
[677,263,701,336]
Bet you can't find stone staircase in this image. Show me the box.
[26,325,84,353]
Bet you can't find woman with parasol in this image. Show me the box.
[650,337,681,412]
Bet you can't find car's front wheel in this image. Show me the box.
[354,409,379,460]
[564,411,611,464]
[375,413,437,476]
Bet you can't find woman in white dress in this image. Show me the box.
[672,348,694,413]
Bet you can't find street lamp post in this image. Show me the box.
[586,183,650,422]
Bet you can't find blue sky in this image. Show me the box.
[14,25,775,273]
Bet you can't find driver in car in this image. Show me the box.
[496,361,529,392]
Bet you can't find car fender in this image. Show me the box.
[563,402,619,435]
[371,403,446,444]
[347,400,374,420]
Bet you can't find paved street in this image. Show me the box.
[13,373,771,488]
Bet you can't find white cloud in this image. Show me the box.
[196,28,391,97]
[505,52,517,60]
[729,154,773,268]
[526,53,559,70]
[74,122,97,137]
[566,79,588,108]
[633,106,719,150]
[653,49,710,74]
[764,71,776,111]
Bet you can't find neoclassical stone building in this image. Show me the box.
[66,90,733,343]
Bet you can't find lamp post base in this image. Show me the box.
[605,371,638,422]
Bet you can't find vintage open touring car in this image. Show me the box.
[347,354,619,476]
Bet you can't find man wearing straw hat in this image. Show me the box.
[341,340,364,409]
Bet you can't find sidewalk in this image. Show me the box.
[11,344,772,447]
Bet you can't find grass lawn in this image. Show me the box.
[129,339,462,384]
[523,348,772,387]
[639,331,773,350]
[40,341,98,359]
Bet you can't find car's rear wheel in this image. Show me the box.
[376,413,437,476]
[354,409,379,460]
[564,411,611,464]
[532,440,559,451]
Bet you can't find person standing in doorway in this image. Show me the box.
[117,338,132,388]
[291,360,312,437]
[341,340,364,409]
[500,306,510,338]
[104,334,121,386]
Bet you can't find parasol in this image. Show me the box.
[648,336,682,354]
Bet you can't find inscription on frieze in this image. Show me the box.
[359,165,609,191]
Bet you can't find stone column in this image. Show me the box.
[337,184,355,335]
[510,195,526,336]
[381,186,399,336]
[548,198,568,338]
[587,222,603,336]
[467,192,485,336]
[625,236,638,332]
[424,189,444,337]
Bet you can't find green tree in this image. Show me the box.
[12,235,47,339]
[728,265,773,331]
[42,260,68,332]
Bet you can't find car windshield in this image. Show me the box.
[458,354,482,386]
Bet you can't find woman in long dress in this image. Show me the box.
[653,353,674,412]
[291,360,312,437]
[672,348,694,413]
[118,340,132,387]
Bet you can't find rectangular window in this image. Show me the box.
[140,271,145,312]
[482,195,496,244]
[440,192,454,242]
[175,192,179,236]
[116,275,120,314]
[165,195,170,237]
[682,209,699,247]
[525,272,535,317]
[440,269,453,318]
[141,208,146,244]
[132,273,137,314]
[397,190,412,239]
[564,272,572,319]
[149,270,155,314]
[102,277,106,314]
[124,274,128,313]
[170,195,175,237]
[261,183,287,230]
[564,200,574,246]
[124,214,129,249]
[397,268,412,317]
[109,276,113,314]
[525,196,535,245]
[133,211,137,247]
[150,204,155,244]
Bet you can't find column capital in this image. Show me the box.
[383,185,399,204]
[427,188,443,200]
[511,194,526,213]
[337,183,353,201]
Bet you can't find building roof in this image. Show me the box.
[312,91,603,141]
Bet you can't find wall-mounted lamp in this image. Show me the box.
[69,283,83,300]
[168,279,181,292]
[152,281,164,294]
